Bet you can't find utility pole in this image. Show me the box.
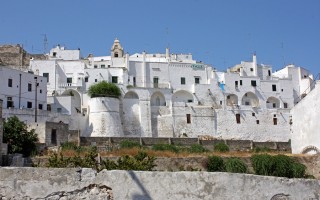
[34,77,38,122]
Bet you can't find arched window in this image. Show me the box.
[114,52,119,57]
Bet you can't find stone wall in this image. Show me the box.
[0,167,319,200]
[80,137,291,152]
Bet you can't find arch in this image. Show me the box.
[241,92,259,107]
[301,145,320,155]
[172,90,194,103]
[151,92,166,106]
[61,89,82,113]
[124,91,139,99]
[266,96,280,109]
[226,94,238,106]
[114,52,119,57]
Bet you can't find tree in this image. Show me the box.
[88,81,121,98]
[3,116,38,157]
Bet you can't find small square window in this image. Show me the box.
[281,89,284,92]
[272,84,277,91]
[67,78,72,83]
[252,112,255,116]
[95,79,97,82]
[53,52,57,57]
[112,76,118,83]
[195,77,200,84]
[220,101,222,105]
[251,80,257,87]
[43,73,49,82]
[94,65,98,68]
[245,102,250,106]
[38,104,43,110]
[101,64,105,68]
[273,118,277,125]
[256,120,259,124]
[85,77,88,82]
[284,103,288,108]
[27,101,32,108]
[250,68,254,72]
[274,114,276,117]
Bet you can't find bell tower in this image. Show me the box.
[111,38,124,58]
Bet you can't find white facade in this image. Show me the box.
[28,39,315,143]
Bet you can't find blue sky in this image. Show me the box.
[1,0,319,76]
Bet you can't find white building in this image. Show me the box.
[29,39,314,143]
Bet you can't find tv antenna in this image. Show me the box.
[42,34,48,53]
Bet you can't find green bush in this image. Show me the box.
[214,142,229,152]
[152,144,180,153]
[207,156,225,172]
[253,146,271,153]
[102,151,156,171]
[251,154,307,178]
[88,81,121,98]
[119,140,142,149]
[225,158,247,173]
[188,144,208,153]
[251,154,275,176]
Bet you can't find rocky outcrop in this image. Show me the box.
[0,167,319,200]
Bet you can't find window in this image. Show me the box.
[236,114,241,124]
[115,53,119,57]
[251,80,257,87]
[188,99,193,103]
[245,101,250,106]
[53,52,57,57]
[256,120,259,124]
[186,114,191,124]
[268,70,271,76]
[220,101,222,105]
[7,97,13,108]
[38,104,43,110]
[235,81,238,88]
[284,103,288,108]
[133,77,136,87]
[8,78,12,87]
[273,103,276,108]
[43,73,49,82]
[195,77,200,84]
[101,64,105,68]
[51,129,57,145]
[112,76,118,83]
[47,104,51,111]
[250,68,254,72]
[272,84,277,91]
[94,65,98,68]
[67,78,72,83]
[28,83,32,92]
[240,80,242,85]
[252,112,255,116]
[27,101,32,108]
[181,77,186,85]
[153,77,158,88]
[85,77,88,82]
[273,118,277,125]
[95,79,97,82]
[40,89,42,93]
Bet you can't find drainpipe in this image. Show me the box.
[19,74,22,108]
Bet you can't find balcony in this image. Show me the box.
[58,82,83,89]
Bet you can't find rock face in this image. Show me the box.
[0,167,319,200]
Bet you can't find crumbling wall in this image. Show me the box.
[0,167,319,200]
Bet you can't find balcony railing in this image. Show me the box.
[58,83,82,88]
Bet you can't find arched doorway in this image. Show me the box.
[241,92,259,107]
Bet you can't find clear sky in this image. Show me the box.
[1,0,319,76]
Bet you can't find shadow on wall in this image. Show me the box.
[128,171,152,200]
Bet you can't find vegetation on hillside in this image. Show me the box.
[88,81,121,98]
[3,116,38,157]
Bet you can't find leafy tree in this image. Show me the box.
[88,81,121,98]
[3,116,38,157]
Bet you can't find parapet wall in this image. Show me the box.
[0,167,319,200]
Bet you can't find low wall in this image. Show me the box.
[0,167,319,200]
[80,137,291,152]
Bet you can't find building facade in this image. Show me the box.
[28,39,314,143]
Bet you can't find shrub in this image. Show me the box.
[225,158,247,173]
[292,162,306,178]
[214,142,229,152]
[251,154,275,176]
[88,81,121,98]
[188,144,208,153]
[102,151,156,171]
[152,144,180,153]
[253,146,271,153]
[119,140,142,149]
[272,154,295,178]
[207,156,225,172]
